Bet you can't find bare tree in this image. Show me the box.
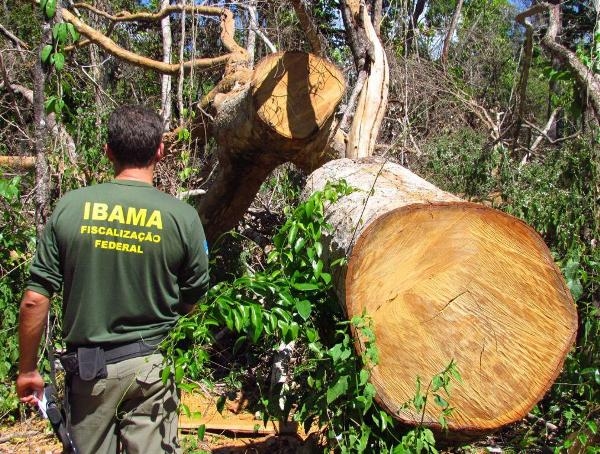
[160,0,173,128]
[441,0,463,67]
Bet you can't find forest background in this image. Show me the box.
[0,0,598,452]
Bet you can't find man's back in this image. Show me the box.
[27,179,210,348]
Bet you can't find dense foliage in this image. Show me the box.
[0,0,598,452]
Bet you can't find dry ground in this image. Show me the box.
[0,415,319,454]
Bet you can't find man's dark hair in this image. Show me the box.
[107,105,164,167]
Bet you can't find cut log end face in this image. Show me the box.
[346,203,577,433]
[251,51,345,140]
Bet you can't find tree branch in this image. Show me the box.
[290,0,326,56]
[517,2,600,123]
[62,4,249,76]
[7,83,77,163]
[441,0,463,67]
[242,2,276,55]
[0,23,29,49]
[0,52,25,125]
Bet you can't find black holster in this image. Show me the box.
[44,385,79,454]
[60,347,107,380]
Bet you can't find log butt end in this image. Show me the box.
[346,202,577,433]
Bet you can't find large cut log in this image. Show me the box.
[197,51,345,242]
[304,157,577,435]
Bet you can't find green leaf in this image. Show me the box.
[174,365,184,383]
[249,305,263,343]
[66,23,80,41]
[288,321,300,340]
[306,328,317,343]
[52,23,68,43]
[433,394,448,409]
[293,237,306,253]
[160,366,171,383]
[223,308,234,331]
[216,395,226,414]
[54,98,65,115]
[233,335,247,353]
[295,299,312,321]
[232,308,242,332]
[180,403,191,417]
[277,319,289,338]
[567,278,583,300]
[177,128,191,141]
[314,242,323,257]
[272,307,292,322]
[44,0,56,18]
[359,369,369,386]
[423,428,436,445]
[287,222,298,246]
[197,424,206,440]
[44,96,57,114]
[577,433,588,445]
[312,259,323,276]
[304,198,315,218]
[53,52,65,71]
[291,282,320,291]
[326,375,349,404]
[432,375,444,391]
[41,45,53,64]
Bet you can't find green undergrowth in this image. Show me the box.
[162,181,462,453]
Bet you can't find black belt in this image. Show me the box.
[61,336,165,379]
[102,338,163,364]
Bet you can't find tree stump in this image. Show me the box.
[198,51,345,242]
[304,157,577,435]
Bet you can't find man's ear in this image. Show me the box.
[155,143,165,162]
[104,144,115,163]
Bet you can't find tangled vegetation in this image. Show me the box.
[1,0,599,452]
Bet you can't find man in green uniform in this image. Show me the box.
[16,105,210,453]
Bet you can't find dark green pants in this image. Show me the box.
[69,353,180,454]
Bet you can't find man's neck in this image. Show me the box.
[114,166,154,184]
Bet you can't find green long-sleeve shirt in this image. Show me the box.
[26,179,209,348]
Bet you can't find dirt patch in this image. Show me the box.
[0,418,61,454]
[0,416,319,453]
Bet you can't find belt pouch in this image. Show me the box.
[77,347,108,380]
[58,353,78,375]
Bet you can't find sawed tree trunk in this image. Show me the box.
[304,157,577,435]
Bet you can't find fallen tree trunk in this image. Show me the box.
[304,157,577,435]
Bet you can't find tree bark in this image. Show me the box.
[245,0,257,64]
[405,0,427,55]
[513,5,535,150]
[160,0,173,128]
[341,0,389,159]
[441,0,463,67]
[7,83,77,164]
[196,51,345,243]
[33,16,53,236]
[290,0,327,56]
[304,157,577,434]
[61,6,248,76]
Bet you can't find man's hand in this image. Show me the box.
[16,370,44,405]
